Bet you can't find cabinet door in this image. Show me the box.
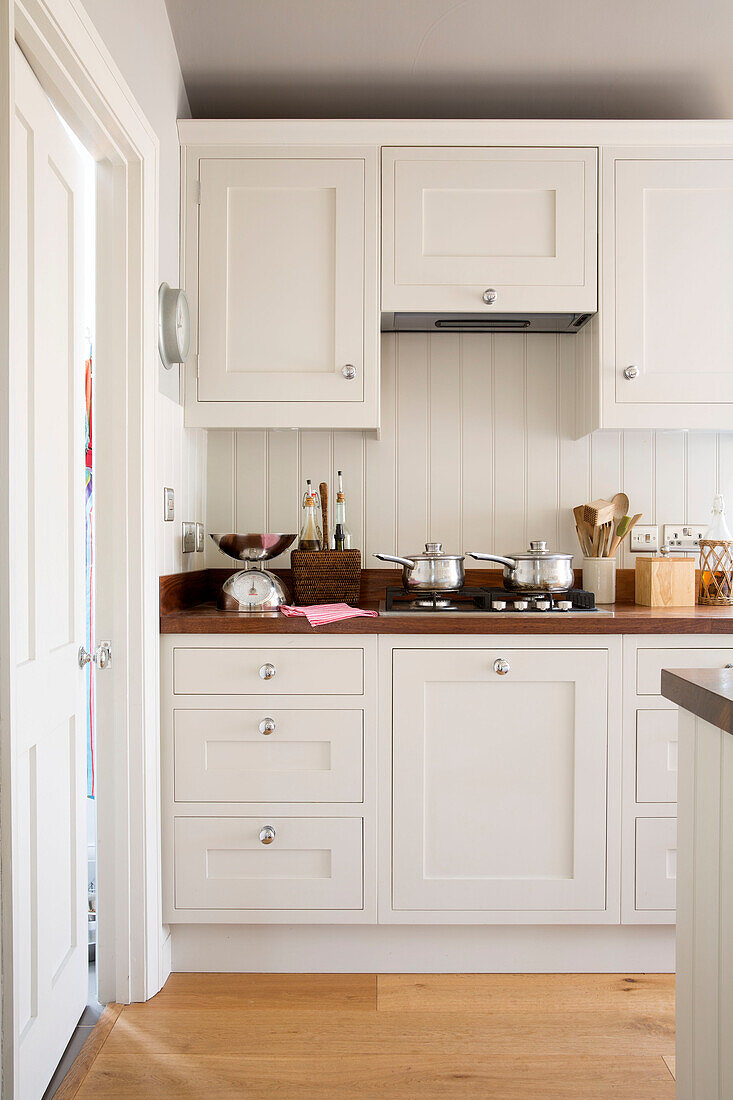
[198,154,365,404]
[613,153,733,405]
[392,648,608,912]
[383,147,597,313]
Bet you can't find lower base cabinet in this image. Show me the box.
[390,646,611,915]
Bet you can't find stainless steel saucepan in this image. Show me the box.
[468,540,574,592]
[375,543,465,592]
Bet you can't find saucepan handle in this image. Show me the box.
[467,552,517,569]
[374,553,416,569]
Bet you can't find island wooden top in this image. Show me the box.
[661,668,733,735]
[160,568,733,636]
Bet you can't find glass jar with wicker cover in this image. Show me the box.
[699,495,733,605]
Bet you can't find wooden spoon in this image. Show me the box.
[605,493,630,555]
[573,506,593,556]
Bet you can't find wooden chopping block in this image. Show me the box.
[635,556,696,607]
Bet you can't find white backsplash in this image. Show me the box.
[205,332,733,571]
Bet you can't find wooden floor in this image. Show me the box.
[63,973,675,1098]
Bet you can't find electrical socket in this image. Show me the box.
[662,523,706,552]
[195,522,205,552]
[181,521,196,554]
[629,525,659,552]
[163,486,175,522]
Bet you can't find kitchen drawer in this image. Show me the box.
[636,647,733,696]
[174,816,363,911]
[635,817,677,911]
[173,708,364,803]
[173,646,364,696]
[636,710,678,804]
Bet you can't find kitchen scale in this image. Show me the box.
[210,533,296,611]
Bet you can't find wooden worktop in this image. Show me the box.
[661,667,733,734]
[160,568,733,635]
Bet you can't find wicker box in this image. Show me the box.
[290,549,362,606]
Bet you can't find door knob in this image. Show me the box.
[259,825,276,845]
[482,288,497,305]
[493,657,510,676]
[78,641,112,671]
[623,365,639,380]
[341,364,357,380]
[259,663,276,680]
[259,717,276,735]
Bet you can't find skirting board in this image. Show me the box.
[171,925,675,974]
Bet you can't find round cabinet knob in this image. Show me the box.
[623,365,639,380]
[259,663,276,681]
[341,364,357,380]
[482,288,497,305]
[259,825,276,845]
[259,717,276,735]
[493,658,510,676]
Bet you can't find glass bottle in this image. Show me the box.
[701,493,733,599]
[332,470,352,549]
[298,479,322,550]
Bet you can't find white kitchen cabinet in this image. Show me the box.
[382,147,597,314]
[161,635,378,923]
[593,148,733,430]
[390,645,610,916]
[635,817,677,912]
[181,143,379,429]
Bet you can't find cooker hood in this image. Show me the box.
[382,312,594,334]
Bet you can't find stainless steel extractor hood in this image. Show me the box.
[382,312,594,334]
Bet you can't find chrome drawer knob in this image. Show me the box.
[259,663,276,681]
[623,365,639,380]
[259,717,276,735]
[493,658,510,675]
[341,364,357,380]
[259,825,276,845]
[482,288,497,305]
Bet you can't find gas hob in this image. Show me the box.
[379,586,612,615]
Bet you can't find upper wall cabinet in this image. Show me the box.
[182,145,379,429]
[590,147,733,431]
[382,147,598,314]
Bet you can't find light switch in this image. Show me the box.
[163,487,175,522]
[195,522,204,552]
[181,521,196,553]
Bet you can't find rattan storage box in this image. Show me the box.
[290,549,361,606]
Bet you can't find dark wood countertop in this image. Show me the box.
[160,568,733,636]
[661,668,733,735]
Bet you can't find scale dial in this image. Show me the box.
[218,567,290,612]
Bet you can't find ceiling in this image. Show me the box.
[164,0,733,119]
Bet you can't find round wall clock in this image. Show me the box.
[158,282,191,369]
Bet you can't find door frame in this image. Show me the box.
[0,0,163,1088]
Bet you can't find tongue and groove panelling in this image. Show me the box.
[205,332,732,570]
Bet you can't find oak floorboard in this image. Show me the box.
[75,1052,675,1099]
[52,1003,123,1100]
[103,1006,675,1057]
[377,973,675,1012]
[150,972,377,1010]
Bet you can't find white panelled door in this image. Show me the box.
[613,151,733,404]
[392,647,609,913]
[197,153,366,403]
[11,45,88,1098]
[382,147,597,313]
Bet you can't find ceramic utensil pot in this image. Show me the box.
[468,540,575,592]
[375,543,465,592]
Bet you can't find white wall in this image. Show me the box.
[206,332,731,572]
[80,0,206,575]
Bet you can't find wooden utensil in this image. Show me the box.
[609,512,642,556]
[573,506,593,556]
[583,499,615,527]
[319,481,329,550]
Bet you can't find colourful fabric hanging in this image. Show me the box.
[85,352,94,798]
